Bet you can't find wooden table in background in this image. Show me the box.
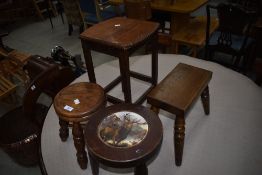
[109,0,207,35]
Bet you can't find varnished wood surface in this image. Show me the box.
[0,75,16,100]
[174,16,218,46]
[110,0,207,13]
[80,17,159,49]
[147,63,212,166]
[147,63,212,115]
[85,104,163,168]
[173,16,219,57]
[8,50,31,66]
[54,82,105,122]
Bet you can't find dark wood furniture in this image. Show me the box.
[124,0,152,20]
[80,17,159,104]
[205,3,255,71]
[54,82,106,169]
[109,0,208,53]
[147,63,212,166]
[61,0,84,35]
[32,0,57,20]
[123,0,171,52]
[0,63,59,166]
[84,103,163,175]
[0,75,17,102]
[8,50,32,66]
[173,16,218,57]
[0,0,34,25]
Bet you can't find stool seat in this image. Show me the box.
[54,82,106,169]
[54,82,105,122]
[85,104,163,175]
[80,17,159,49]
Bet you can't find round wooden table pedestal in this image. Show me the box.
[85,104,163,175]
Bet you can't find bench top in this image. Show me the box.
[147,63,212,115]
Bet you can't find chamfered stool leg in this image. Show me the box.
[174,115,185,166]
[201,86,210,115]
[59,119,69,142]
[135,163,148,175]
[119,51,132,103]
[89,152,99,175]
[81,42,96,83]
[72,122,88,169]
[152,34,158,86]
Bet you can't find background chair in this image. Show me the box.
[227,0,261,13]
[60,0,85,35]
[0,75,17,103]
[0,57,75,169]
[124,0,171,53]
[173,15,218,58]
[80,0,121,26]
[205,2,255,71]
[0,0,33,25]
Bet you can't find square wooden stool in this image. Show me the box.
[147,63,212,166]
[80,17,159,104]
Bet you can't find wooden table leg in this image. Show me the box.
[119,51,132,103]
[152,34,158,86]
[81,41,96,83]
[135,163,148,175]
[201,86,210,115]
[89,152,99,175]
[59,119,69,142]
[174,115,185,166]
[72,122,88,169]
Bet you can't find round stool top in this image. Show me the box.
[85,104,163,168]
[54,82,105,122]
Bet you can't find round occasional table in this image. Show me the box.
[85,104,163,175]
[54,82,106,169]
[42,54,262,175]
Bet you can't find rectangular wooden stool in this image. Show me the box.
[147,63,212,166]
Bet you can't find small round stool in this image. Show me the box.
[84,104,163,175]
[54,82,105,169]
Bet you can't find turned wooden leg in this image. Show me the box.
[59,119,69,142]
[150,106,159,114]
[201,86,210,115]
[135,163,148,175]
[174,115,185,166]
[89,152,99,175]
[72,122,88,169]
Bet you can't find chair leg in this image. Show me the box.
[79,24,84,34]
[68,24,73,36]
